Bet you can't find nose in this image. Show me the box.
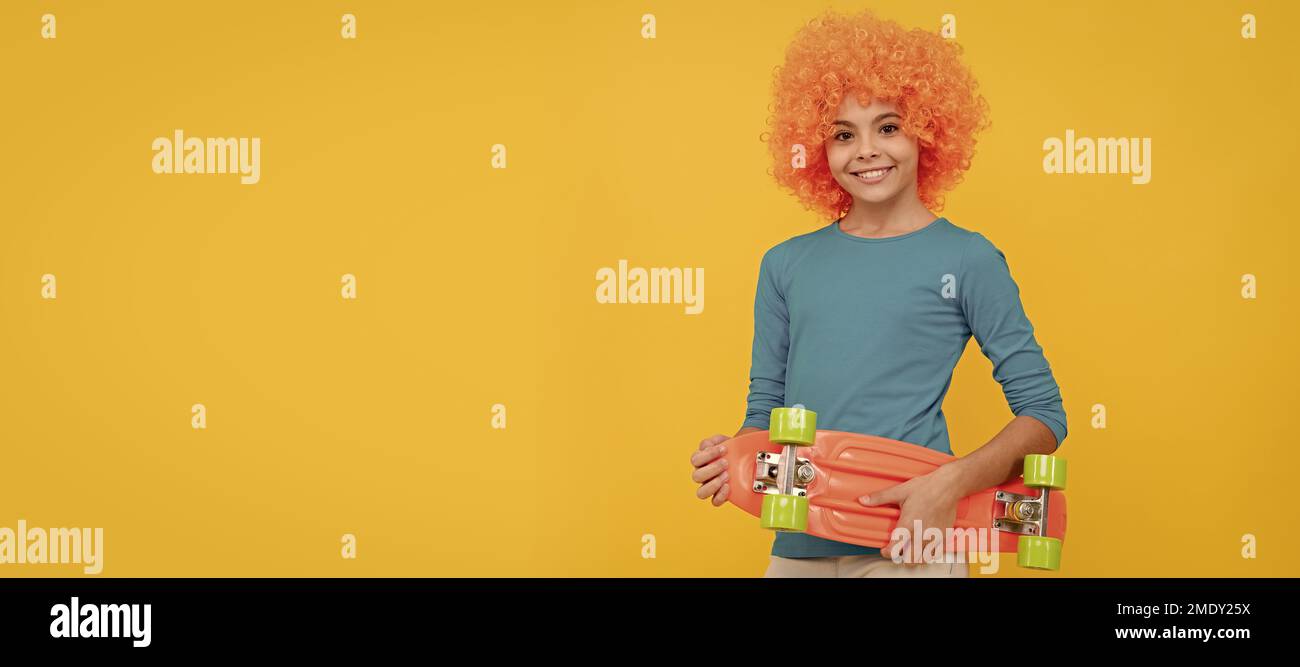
[856,137,880,160]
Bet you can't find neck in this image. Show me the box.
[839,198,937,237]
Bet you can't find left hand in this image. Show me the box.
[858,465,963,566]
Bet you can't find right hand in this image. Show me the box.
[691,434,731,506]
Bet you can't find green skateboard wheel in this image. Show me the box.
[760,494,809,532]
[1017,535,1063,570]
[769,407,816,445]
[1023,454,1067,490]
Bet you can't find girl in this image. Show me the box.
[690,9,1067,578]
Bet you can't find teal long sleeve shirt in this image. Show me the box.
[742,217,1067,558]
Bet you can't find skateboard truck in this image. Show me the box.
[757,406,818,532]
[753,451,815,497]
[993,489,1048,536]
[1002,454,1069,570]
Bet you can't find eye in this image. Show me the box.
[880,123,900,135]
[834,131,853,141]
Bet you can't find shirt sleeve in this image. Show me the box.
[741,244,790,431]
[958,233,1068,449]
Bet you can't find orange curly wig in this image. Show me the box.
[762,8,992,219]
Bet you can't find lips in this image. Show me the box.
[851,166,894,184]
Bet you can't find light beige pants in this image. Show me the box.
[764,555,970,578]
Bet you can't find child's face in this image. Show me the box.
[825,94,919,207]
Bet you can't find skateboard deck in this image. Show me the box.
[722,428,1066,556]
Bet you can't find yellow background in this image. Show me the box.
[0,0,1295,577]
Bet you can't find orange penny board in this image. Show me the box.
[722,429,1066,555]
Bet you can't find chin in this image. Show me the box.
[854,189,898,202]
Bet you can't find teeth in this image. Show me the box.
[855,168,890,179]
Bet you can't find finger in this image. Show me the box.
[698,435,728,451]
[690,457,727,483]
[690,457,728,484]
[696,474,725,500]
[860,481,907,506]
[712,481,731,506]
[690,443,727,467]
[689,444,727,468]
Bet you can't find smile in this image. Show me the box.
[852,166,893,184]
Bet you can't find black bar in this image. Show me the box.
[0,578,1289,653]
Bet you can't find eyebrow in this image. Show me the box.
[833,112,902,128]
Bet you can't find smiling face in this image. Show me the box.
[825,94,921,208]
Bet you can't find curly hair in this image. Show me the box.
[761,8,992,219]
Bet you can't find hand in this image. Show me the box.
[690,434,731,506]
[858,465,963,566]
